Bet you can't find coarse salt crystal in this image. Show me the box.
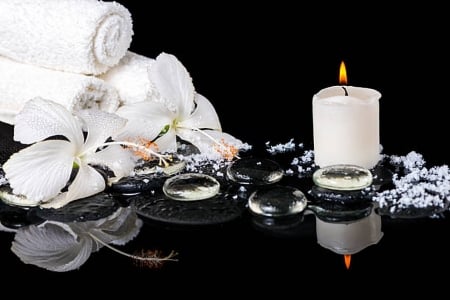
[373,151,450,213]
[265,138,296,154]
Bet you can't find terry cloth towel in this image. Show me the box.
[0,0,133,75]
[99,51,158,105]
[0,56,119,125]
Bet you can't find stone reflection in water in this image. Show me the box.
[315,205,383,255]
[250,211,315,239]
[8,207,142,272]
[227,158,284,185]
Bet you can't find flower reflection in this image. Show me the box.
[9,207,139,272]
[5,206,175,272]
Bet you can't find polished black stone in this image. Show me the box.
[307,201,374,223]
[132,186,247,226]
[31,193,120,222]
[309,185,374,204]
[109,173,168,195]
[227,157,284,185]
[0,201,44,229]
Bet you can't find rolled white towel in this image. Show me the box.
[0,0,133,75]
[99,51,159,105]
[0,56,119,125]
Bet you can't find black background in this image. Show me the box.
[123,2,449,166]
[2,1,450,293]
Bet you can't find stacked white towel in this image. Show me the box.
[0,57,119,125]
[100,51,158,105]
[0,0,133,75]
[0,0,162,125]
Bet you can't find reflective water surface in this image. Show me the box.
[1,123,450,275]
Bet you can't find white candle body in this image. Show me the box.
[313,86,381,169]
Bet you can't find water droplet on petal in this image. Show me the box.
[163,173,220,201]
[313,164,372,191]
[226,158,284,185]
[248,185,307,217]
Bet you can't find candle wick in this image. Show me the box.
[342,86,348,96]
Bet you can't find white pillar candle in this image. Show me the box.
[312,85,381,169]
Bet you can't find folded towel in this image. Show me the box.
[0,0,133,75]
[99,51,158,105]
[0,56,119,125]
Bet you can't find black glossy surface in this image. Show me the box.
[30,193,120,223]
[1,0,450,292]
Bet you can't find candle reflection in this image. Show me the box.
[315,204,383,263]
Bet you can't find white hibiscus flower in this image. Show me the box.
[116,52,244,160]
[3,98,136,209]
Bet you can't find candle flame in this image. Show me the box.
[344,254,351,270]
[339,61,348,85]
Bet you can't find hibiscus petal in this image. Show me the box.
[85,145,135,179]
[149,53,195,119]
[154,128,178,153]
[115,101,173,142]
[179,93,222,131]
[76,109,127,153]
[41,164,105,209]
[177,129,243,160]
[11,221,93,272]
[3,140,75,203]
[14,98,83,147]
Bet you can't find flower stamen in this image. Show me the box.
[88,232,177,269]
[81,140,172,167]
[213,138,239,160]
[181,127,240,160]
